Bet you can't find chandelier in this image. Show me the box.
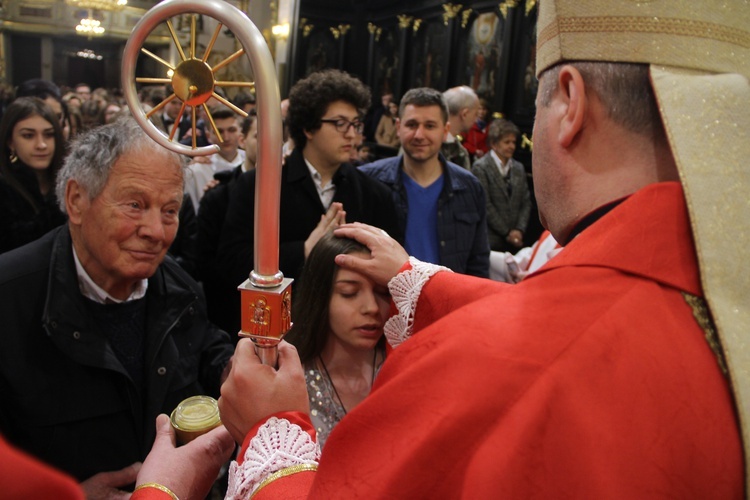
[76,13,105,36]
[66,0,127,10]
[68,0,127,37]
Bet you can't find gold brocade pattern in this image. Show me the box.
[250,464,318,498]
[540,16,750,49]
[683,292,728,376]
[650,67,750,491]
[536,1,750,79]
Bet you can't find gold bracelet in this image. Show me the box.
[251,464,318,498]
[134,482,180,500]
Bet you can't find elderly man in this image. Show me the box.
[218,0,748,498]
[0,118,234,498]
[440,85,479,169]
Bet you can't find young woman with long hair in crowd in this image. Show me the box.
[0,97,66,252]
[285,232,389,447]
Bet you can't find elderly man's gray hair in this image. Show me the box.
[56,117,184,214]
[442,86,479,116]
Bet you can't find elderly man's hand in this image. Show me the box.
[135,414,235,500]
[333,222,410,286]
[218,340,309,444]
[506,229,524,249]
[80,462,141,500]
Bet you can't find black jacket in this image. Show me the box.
[217,148,402,288]
[0,163,66,253]
[196,165,243,336]
[0,226,233,481]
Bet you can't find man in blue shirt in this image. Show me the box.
[360,88,489,277]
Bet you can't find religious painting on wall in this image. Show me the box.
[409,16,450,91]
[464,11,507,101]
[372,25,399,100]
[302,27,338,76]
[506,4,539,126]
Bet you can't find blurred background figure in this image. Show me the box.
[489,229,561,283]
[98,101,123,126]
[15,78,72,141]
[73,83,91,102]
[232,90,256,114]
[375,99,400,149]
[462,97,491,162]
[471,118,530,251]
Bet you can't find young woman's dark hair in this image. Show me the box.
[285,232,385,363]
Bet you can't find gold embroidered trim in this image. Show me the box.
[250,464,318,498]
[134,483,179,500]
[539,16,750,51]
[683,292,728,375]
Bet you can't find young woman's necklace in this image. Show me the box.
[318,349,377,416]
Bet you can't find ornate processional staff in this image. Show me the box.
[121,0,290,366]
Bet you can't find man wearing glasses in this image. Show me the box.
[360,87,489,277]
[217,69,401,330]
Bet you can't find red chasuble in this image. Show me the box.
[255,182,743,499]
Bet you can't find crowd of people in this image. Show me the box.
[0,0,747,496]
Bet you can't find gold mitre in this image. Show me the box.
[536,0,750,78]
[537,1,750,495]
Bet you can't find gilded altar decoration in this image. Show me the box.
[300,18,314,38]
[397,14,413,30]
[525,0,537,16]
[461,9,472,29]
[368,22,383,41]
[413,19,422,34]
[329,24,351,39]
[521,133,533,151]
[499,0,519,19]
[442,3,463,26]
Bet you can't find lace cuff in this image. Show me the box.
[384,257,452,348]
[226,417,321,499]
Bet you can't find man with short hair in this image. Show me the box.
[440,85,479,169]
[184,107,246,212]
[74,82,91,102]
[217,69,401,331]
[359,87,489,277]
[218,0,748,497]
[0,118,234,498]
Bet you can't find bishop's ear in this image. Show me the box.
[556,65,587,148]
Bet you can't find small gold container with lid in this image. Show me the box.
[170,395,222,444]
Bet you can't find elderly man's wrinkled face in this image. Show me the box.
[69,150,183,299]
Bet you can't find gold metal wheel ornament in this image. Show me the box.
[122,0,277,157]
[122,0,288,366]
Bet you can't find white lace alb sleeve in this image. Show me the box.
[384,257,451,348]
[225,416,321,499]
